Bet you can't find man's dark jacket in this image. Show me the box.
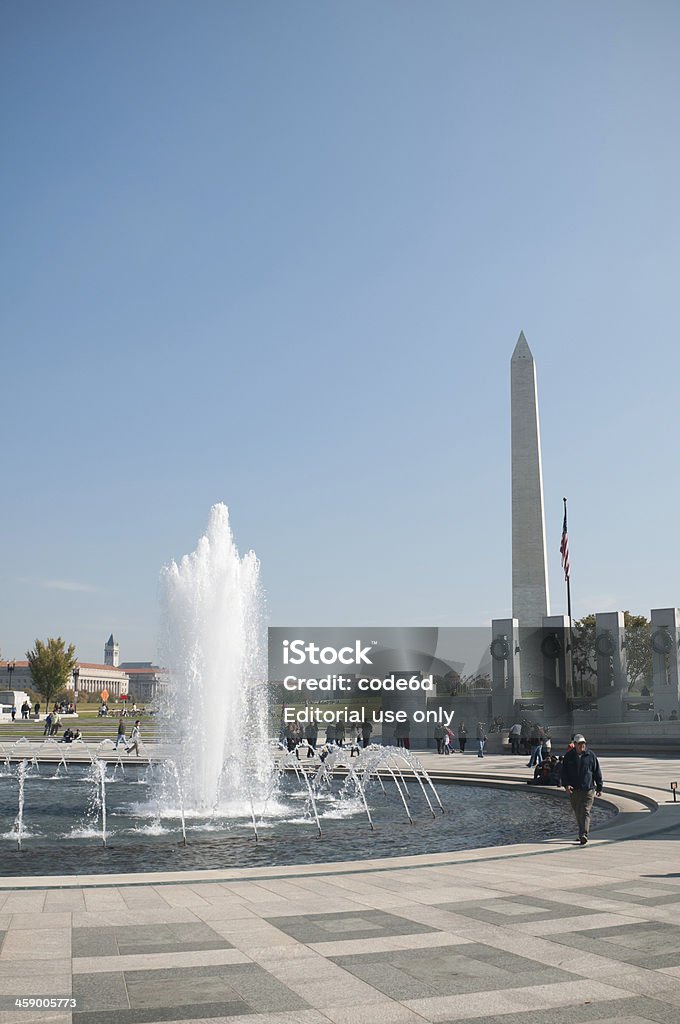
[560,748,603,792]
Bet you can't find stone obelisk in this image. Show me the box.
[511,332,550,625]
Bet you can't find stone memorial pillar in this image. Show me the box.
[541,615,571,721]
[650,608,680,719]
[490,619,521,722]
[595,611,627,723]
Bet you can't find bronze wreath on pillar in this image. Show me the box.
[541,633,561,659]
[490,637,510,662]
[651,629,675,656]
[595,632,617,658]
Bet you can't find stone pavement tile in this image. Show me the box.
[117,921,233,956]
[137,1012,330,1024]
[220,883,288,902]
[254,879,331,900]
[206,963,310,1013]
[146,887,212,909]
[74,1001,251,1023]
[0,959,70,979]
[593,965,680,1004]
[511,912,648,935]
[72,947,251,974]
[405,978,631,1021]
[73,971,129,1011]
[0,1012,71,1024]
[1,893,46,913]
[72,928,118,957]
[309,930,471,958]
[209,929,301,953]
[118,886,169,901]
[252,899,365,917]
[277,976,387,1009]
[7,910,71,935]
[264,909,441,944]
[82,891,128,912]
[188,903,260,923]
[432,995,680,1023]
[72,920,233,958]
[326,891,409,910]
[551,921,680,969]
[243,944,322,965]
[0,974,72,996]
[330,942,576,998]
[120,962,308,1015]
[331,960,440,1000]
[44,890,86,911]
[0,928,70,961]
[318,1000,430,1024]
[185,883,236,898]
[72,907,200,928]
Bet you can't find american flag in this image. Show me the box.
[560,501,570,581]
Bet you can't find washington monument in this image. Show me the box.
[511,332,550,625]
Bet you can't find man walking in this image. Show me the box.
[126,720,142,756]
[476,722,486,758]
[560,734,603,845]
[114,714,127,750]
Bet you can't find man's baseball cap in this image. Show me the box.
[573,734,586,743]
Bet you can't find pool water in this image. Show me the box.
[0,764,615,876]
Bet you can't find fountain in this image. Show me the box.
[0,505,616,876]
[158,503,268,813]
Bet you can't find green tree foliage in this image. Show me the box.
[571,614,596,696]
[623,612,652,692]
[571,612,652,695]
[26,637,77,709]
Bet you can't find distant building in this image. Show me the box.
[120,663,166,703]
[104,633,120,667]
[0,661,129,700]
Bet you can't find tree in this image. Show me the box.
[571,614,596,696]
[571,612,652,695]
[26,637,77,709]
[623,611,652,693]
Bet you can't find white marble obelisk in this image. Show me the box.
[511,332,550,625]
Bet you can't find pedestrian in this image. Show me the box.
[43,712,52,736]
[335,720,346,747]
[11,705,16,722]
[434,722,445,754]
[509,722,521,755]
[114,714,127,750]
[527,724,543,767]
[361,720,373,748]
[304,720,318,758]
[34,702,40,718]
[443,730,450,755]
[560,734,603,845]
[476,722,486,758]
[126,720,142,756]
[458,722,467,753]
[50,710,61,736]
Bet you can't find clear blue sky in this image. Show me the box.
[2,1,679,663]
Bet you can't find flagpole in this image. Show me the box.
[561,496,574,698]
[563,497,572,628]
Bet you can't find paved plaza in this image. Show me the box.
[2,753,680,1024]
